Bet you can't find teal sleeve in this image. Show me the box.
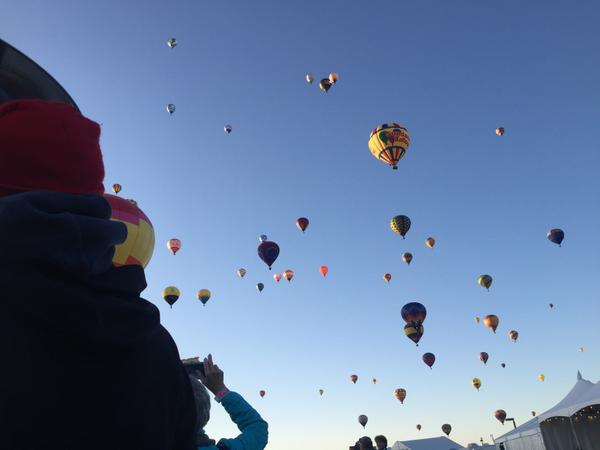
[215,392,268,450]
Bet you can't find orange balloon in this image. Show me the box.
[425,237,435,248]
[320,266,329,277]
[283,269,294,282]
[483,315,500,333]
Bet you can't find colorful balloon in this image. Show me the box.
[258,241,280,270]
[495,127,505,136]
[350,374,358,384]
[479,352,489,365]
[547,228,564,246]
[472,378,482,391]
[237,268,247,278]
[296,217,309,232]
[319,78,332,93]
[162,286,180,308]
[538,374,545,382]
[401,302,427,325]
[383,273,392,283]
[483,315,499,333]
[167,38,177,48]
[478,274,493,291]
[404,323,424,346]
[197,289,211,306]
[273,273,282,283]
[442,424,452,436]
[283,269,294,282]
[256,283,264,292]
[306,73,314,84]
[495,410,507,424]
[369,124,410,170]
[328,72,339,84]
[319,266,329,277]
[166,103,176,114]
[394,388,407,403]
[508,330,519,343]
[402,252,413,265]
[422,353,436,369]
[425,237,435,248]
[167,238,181,255]
[259,390,265,398]
[390,215,411,238]
[105,194,155,268]
[358,415,368,428]
[112,183,122,194]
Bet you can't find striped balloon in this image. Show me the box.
[368,123,410,170]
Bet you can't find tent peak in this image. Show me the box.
[577,370,582,380]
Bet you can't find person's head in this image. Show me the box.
[374,435,388,450]
[0,99,104,198]
[188,376,211,445]
[359,436,374,450]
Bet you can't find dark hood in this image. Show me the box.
[0,191,161,348]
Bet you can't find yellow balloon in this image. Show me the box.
[472,378,482,391]
[538,374,546,382]
[368,124,410,170]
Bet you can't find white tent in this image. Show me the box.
[495,371,600,450]
[392,436,464,450]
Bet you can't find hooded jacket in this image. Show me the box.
[0,192,196,450]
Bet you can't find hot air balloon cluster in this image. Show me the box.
[402,302,427,346]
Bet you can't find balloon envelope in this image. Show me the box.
[401,302,427,324]
[283,269,294,282]
[306,73,314,84]
[394,388,407,403]
[259,390,265,398]
[496,127,505,136]
[479,352,489,365]
[256,283,264,292]
[273,273,281,282]
[402,252,413,265]
[162,286,180,308]
[350,374,358,384]
[547,228,564,246]
[258,241,280,269]
[112,183,122,194]
[259,234,268,242]
[328,72,339,83]
[390,215,411,238]
[167,38,177,48]
[538,374,545,382]
[472,378,482,391]
[509,330,519,342]
[166,104,176,114]
[224,124,232,134]
[416,424,422,431]
[296,217,309,232]
[478,274,493,290]
[495,410,507,424]
[483,315,499,333]
[237,268,247,278]
[442,424,452,436]
[425,237,435,248]
[167,238,181,255]
[358,415,368,428]
[404,323,424,345]
[369,124,410,170]
[383,273,392,282]
[319,78,332,92]
[422,352,436,368]
[197,289,211,305]
[319,266,329,277]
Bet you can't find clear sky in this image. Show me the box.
[3,0,600,448]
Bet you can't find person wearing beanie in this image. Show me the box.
[0,100,197,450]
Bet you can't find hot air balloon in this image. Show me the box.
[422,353,436,369]
[479,352,489,365]
[105,194,155,268]
[509,330,519,343]
[416,424,422,431]
[472,378,482,391]
[538,374,545,382]
[166,103,176,114]
[306,73,314,84]
[549,303,554,309]
[404,323,424,346]
[127,199,138,206]
[442,424,452,436]
[369,124,410,170]
[167,38,177,48]
[478,274,493,291]
[258,240,280,269]
[394,388,407,404]
[501,363,506,368]
[259,390,265,398]
[296,217,309,232]
[579,347,584,353]
[319,266,329,277]
[319,389,324,396]
[350,374,358,384]
[495,410,507,425]
[401,302,427,325]
[474,317,481,324]
[383,273,392,283]
[224,124,232,134]
[372,378,377,385]
[402,252,413,265]
[328,72,339,84]
[319,78,332,93]
[495,127,505,136]
[259,234,268,242]
[283,269,294,282]
[256,283,264,292]
[390,215,411,238]
[273,273,281,283]
[237,268,247,278]
[197,289,211,306]
[358,415,368,428]
[162,286,180,308]
[532,411,537,417]
[425,237,435,248]
[483,315,499,333]
[167,238,181,255]
[112,183,122,194]
[547,228,564,246]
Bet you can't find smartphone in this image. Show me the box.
[182,357,205,377]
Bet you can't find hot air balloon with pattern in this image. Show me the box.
[259,390,265,398]
[422,353,436,369]
[283,269,294,282]
[112,184,122,194]
[401,302,427,325]
[416,424,422,431]
[350,374,358,384]
[163,286,180,308]
[483,315,499,333]
[496,127,505,136]
[478,274,493,291]
[509,330,519,343]
[404,323,424,346]
[390,215,411,238]
[197,289,211,306]
[256,283,264,292]
[273,273,281,283]
[472,378,482,391]
[167,238,181,255]
[166,103,176,115]
[383,273,392,283]
[167,38,177,48]
[296,217,309,233]
[319,78,332,93]
[237,268,247,278]
[306,73,314,84]
[402,252,413,265]
[538,374,545,382]
[328,72,339,84]
[224,124,232,134]
[394,388,407,404]
[368,123,410,170]
[425,237,435,248]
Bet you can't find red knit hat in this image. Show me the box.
[0,100,105,197]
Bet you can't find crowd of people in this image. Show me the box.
[0,99,268,450]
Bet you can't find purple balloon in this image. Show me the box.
[258,241,280,270]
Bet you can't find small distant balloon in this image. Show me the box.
[328,72,339,84]
[402,252,413,265]
[166,103,176,115]
[259,234,268,242]
[372,378,377,385]
[358,415,368,428]
[425,237,435,248]
[501,363,506,368]
[167,238,181,255]
[531,411,537,417]
[479,352,489,365]
[394,388,407,404]
[112,183,122,194]
[483,315,499,333]
[538,374,545,382]
[296,217,309,233]
[496,127,505,136]
[273,273,282,283]
[422,352,436,369]
[283,269,294,282]
[259,390,265,398]
[350,374,358,384]
[256,283,264,292]
[306,73,314,84]
[416,424,422,431]
[383,273,392,283]
[319,78,332,93]
[197,289,211,306]
[162,286,180,308]
[224,124,232,134]
[472,378,482,391]
[509,330,519,343]
[495,409,507,424]
[474,317,481,324]
[442,424,452,436]
[547,228,564,246]
[478,274,493,291]
[237,268,247,278]
[390,215,411,238]
[549,303,554,309]
[319,389,324,396]
[319,266,329,277]
[579,347,584,353]
[167,38,177,48]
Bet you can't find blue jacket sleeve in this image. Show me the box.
[214,392,268,450]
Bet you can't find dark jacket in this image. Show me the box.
[0,192,196,450]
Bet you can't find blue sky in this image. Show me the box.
[3,0,600,448]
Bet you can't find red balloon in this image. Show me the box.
[320,266,329,277]
[422,352,436,369]
[479,352,489,365]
